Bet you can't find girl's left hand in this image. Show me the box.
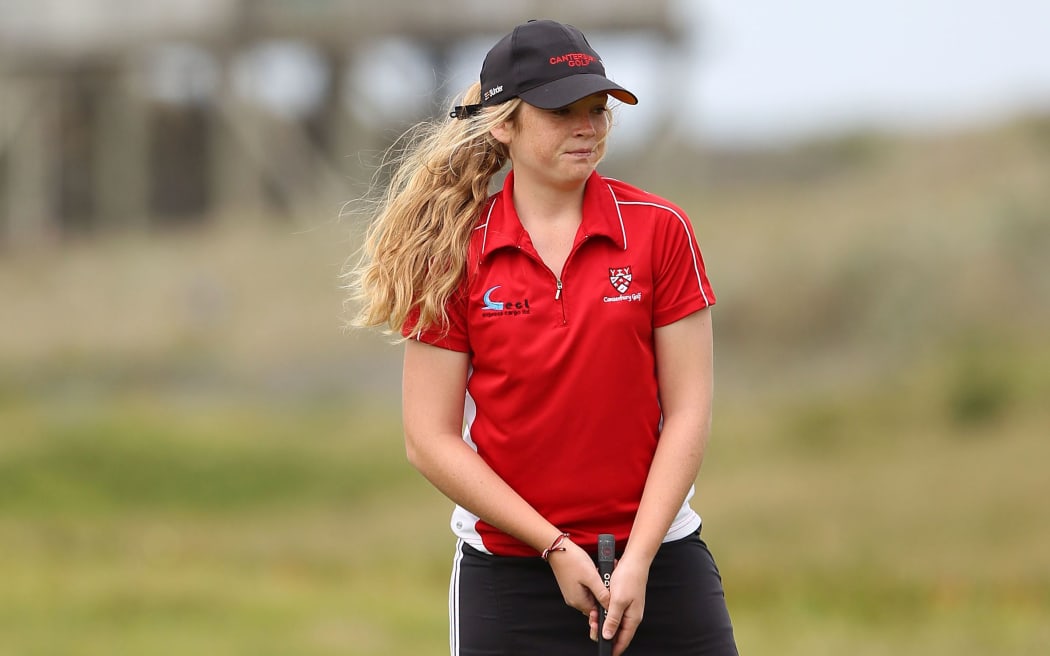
[588,553,649,656]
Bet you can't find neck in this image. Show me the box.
[510,171,589,228]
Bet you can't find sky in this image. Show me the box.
[666,0,1050,144]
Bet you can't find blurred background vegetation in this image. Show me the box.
[2,1,1049,654]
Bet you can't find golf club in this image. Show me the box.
[597,533,615,656]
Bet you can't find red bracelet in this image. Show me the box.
[541,532,571,561]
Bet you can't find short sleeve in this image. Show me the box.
[651,210,716,327]
[400,282,471,352]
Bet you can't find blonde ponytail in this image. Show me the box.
[346,84,521,340]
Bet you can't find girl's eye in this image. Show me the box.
[550,104,606,117]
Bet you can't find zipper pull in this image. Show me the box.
[555,279,563,300]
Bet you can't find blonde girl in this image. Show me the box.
[349,19,738,656]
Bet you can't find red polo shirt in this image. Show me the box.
[407,170,715,556]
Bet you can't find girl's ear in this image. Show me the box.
[489,119,513,146]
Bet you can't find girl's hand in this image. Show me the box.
[547,539,611,629]
[589,552,649,656]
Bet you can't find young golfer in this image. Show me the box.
[350,19,738,656]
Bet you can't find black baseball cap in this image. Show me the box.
[479,19,638,110]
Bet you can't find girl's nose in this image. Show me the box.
[574,113,598,136]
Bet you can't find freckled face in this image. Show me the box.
[490,93,611,190]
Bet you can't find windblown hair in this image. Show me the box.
[346,84,522,340]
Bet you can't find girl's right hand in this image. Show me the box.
[547,539,612,626]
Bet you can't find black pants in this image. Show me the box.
[450,531,738,655]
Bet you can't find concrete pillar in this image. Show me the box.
[0,69,11,244]
[318,47,371,210]
[209,49,266,223]
[3,76,57,246]
[93,62,151,232]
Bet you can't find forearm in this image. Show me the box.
[402,341,570,554]
[623,415,709,564]
[624,308,715,565]
[406,430,563,554]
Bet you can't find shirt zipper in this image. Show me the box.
[556,278,567,325]
[553,235,590,325]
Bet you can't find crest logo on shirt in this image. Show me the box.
[608,267,632,294]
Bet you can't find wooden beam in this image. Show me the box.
[251,0,685,43]
[0,0,684,65]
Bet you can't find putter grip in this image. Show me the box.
[597,534,615,656]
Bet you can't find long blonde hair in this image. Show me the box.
[346,84,522,340]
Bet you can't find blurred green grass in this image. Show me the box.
[1,361,1048,655]
[0,398,410,515]
[2,117,1049,654]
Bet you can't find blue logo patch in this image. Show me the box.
[483,286,504,311]
[481,285,530,317]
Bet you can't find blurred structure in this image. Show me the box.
[0,0,684,246]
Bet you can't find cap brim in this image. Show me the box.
[518,74,638,109]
